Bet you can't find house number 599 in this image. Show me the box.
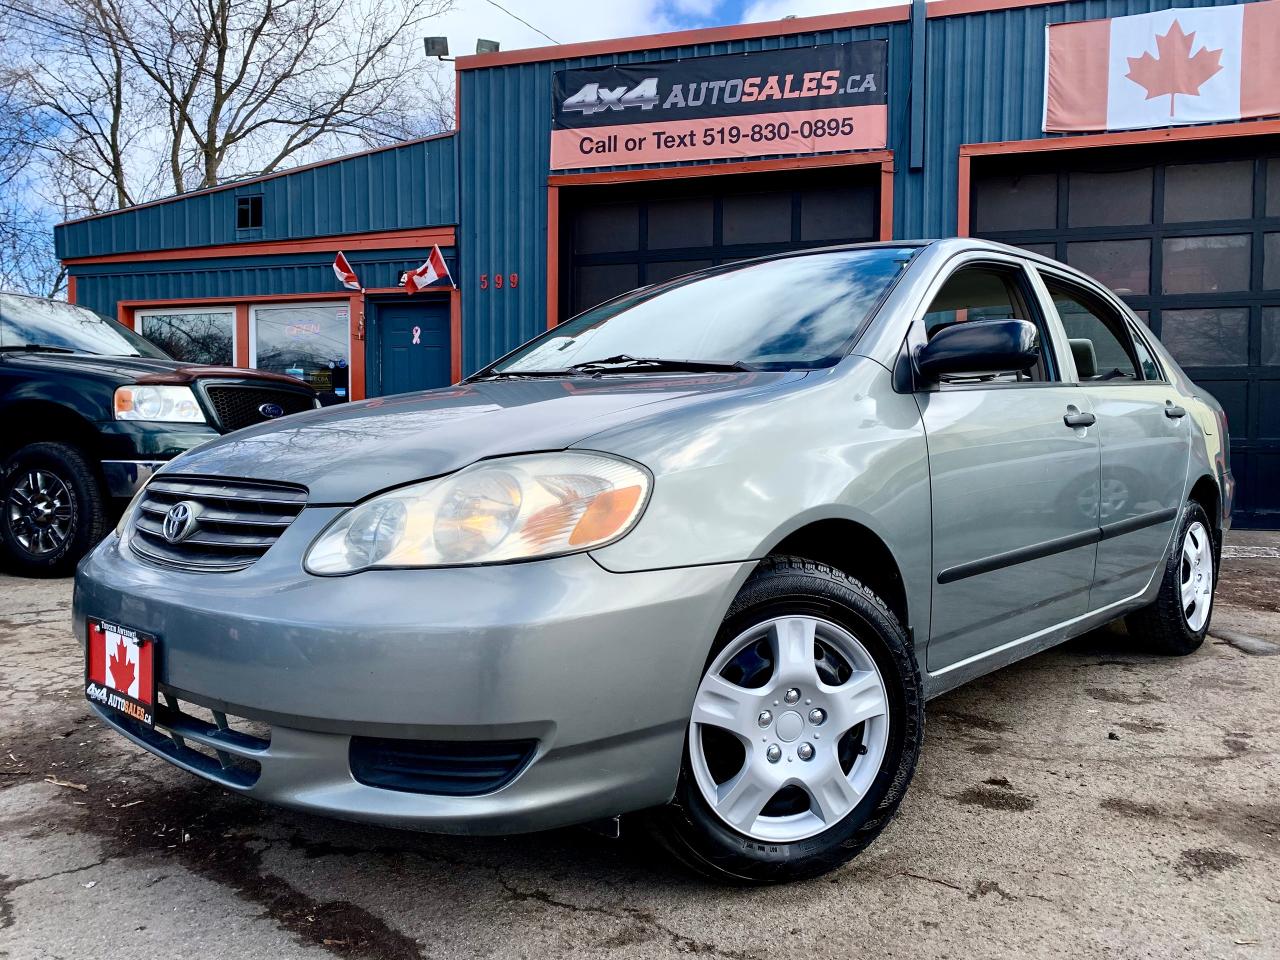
[479,273,519,289]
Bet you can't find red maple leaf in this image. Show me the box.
[108,640,135,693]
[1125,20,1224,117]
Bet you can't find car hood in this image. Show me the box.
[9,353,309,388]
[165,372,806,503]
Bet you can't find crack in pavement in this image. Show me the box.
[494,869,762,960]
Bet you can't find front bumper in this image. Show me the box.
[73,511,749,834]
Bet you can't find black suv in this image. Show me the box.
[0,292,317,576]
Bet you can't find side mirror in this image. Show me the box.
[916,319,1040,381]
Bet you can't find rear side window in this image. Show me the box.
[1042,278,1140,381]
[921,265,1056,383]
[1129,325,1165,381]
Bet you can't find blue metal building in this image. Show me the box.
[57,0,1280,525]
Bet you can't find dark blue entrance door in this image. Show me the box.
[374,299,451,396]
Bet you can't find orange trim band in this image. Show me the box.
[459,7,910,69]
[66,275,77,305]
[64,227,457,267]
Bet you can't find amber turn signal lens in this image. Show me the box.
[569,485,643,546]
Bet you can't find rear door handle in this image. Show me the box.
[1064,411,1096,428]
[1165,403,1187,419]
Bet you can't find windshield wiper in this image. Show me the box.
[0,344,76,354]
[567,355,754,374]
[471,355,754,381]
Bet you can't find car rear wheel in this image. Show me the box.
[1125,500,1216,656]
[647,557,922,884]
[1,442,107,577]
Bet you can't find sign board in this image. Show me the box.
[551,42,888,170]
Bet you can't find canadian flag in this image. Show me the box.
[86,621,152,705]
[333,251,361,291]
[401,245,454,294]
[1044,1,1280,132]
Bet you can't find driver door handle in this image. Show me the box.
[1064,411,1096,428]
[1165,403,1187,419]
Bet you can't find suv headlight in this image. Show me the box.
[114,385,207,423]
[304,451,651,574]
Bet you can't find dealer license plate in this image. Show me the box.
[85,617,156,727]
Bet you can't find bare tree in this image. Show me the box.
[3,0,454,224]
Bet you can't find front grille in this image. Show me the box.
[131,475,307,571]
[95,691,270,788]
[204,384,315,432]
[349,737,538,796]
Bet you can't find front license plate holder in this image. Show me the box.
[85,617,157,727]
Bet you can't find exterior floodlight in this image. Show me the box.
[476,38,500,54]
[423,36,451,59]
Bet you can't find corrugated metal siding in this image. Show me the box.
[69,247,456,321]
[56,135,458,260]
[460,0,1271,374]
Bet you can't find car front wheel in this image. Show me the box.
[648,557,923,884]
[1,442,107,577]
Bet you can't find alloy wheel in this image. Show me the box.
[688,615,890,843]
[1180,520,1213,632]
[6,469,74,556]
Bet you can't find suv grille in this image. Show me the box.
[131,475,308,571]
[349,737,537,796]
[204,385,315,432]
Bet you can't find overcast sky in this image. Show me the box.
[429,0,907,58]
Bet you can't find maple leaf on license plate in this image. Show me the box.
[85,617,157,727]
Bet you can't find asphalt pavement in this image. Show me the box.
[1,535,1277,960]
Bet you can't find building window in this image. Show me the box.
[250,302,350,403]
[135,307,235,365]
[236,195,263,230]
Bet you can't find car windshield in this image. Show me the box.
[0,294,170,358]
[486,247,914,375]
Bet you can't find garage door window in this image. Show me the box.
[135,308,235,366]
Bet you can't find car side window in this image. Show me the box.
[1042,278,1140,382]
[1129,325,1165,381]
[921,265,1055,384]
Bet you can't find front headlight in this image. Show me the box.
[114,385,207,423]
[305,451,651,574]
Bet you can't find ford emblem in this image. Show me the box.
[258,402,285,419]
[162,501,201,544]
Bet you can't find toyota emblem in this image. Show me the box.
[258,402,285,419]
[162,501,201,543]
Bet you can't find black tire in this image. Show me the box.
[1125,500,1215,656]
[647,556,923,884]
[0,442,108,577]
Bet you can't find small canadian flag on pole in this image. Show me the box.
[401,245,454,294]
[333,251,361,290]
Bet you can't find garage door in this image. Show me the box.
[971,140,1280,529]
[561,168,879,318]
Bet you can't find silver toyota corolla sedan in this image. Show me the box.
[75,238,1232,883]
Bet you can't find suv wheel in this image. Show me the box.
[1125,500,1216,656]
[648,557,923,884]
[1,442,107,577]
